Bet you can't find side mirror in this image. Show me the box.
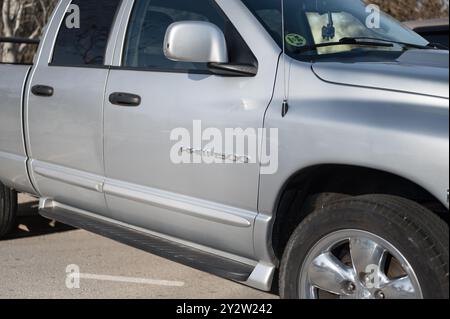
[164,21,229,64]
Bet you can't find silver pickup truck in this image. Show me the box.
[0,0,449,299]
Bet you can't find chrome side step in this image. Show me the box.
[39,206,254,282]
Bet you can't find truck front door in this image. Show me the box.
[103,0,281,258]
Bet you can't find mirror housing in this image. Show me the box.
[164,21,229,64]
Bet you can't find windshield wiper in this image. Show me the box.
[293,37,394,54]
[340,37,432,50]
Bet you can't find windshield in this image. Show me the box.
[242,0,429,59]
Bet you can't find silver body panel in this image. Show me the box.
[312,51,449,99]
[23,0,113,217]
[0,64,35,193]
[0,0,448,291]
[26,63,110,216]
[102,0,280,260]
[259,57,449,221]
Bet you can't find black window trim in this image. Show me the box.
[48,0,124,69]
[116,0,258,76]
[110,65,215,75]
[46,63,111,69]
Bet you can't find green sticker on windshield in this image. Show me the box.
[285,33,307,47]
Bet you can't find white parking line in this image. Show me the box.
[79,273,185,287]
[66,264,185,288]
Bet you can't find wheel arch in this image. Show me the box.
[271,164,448,260]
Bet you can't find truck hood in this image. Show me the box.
[312,49,449,99]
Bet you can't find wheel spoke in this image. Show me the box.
[308,252,356,295]
[350,237,387,284]
[301,230,423,299]
[381,276,420,299]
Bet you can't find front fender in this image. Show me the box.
[259,60,449,220]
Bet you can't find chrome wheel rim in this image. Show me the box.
[299,230,423,299]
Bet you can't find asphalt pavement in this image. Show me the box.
[0,195,277,299]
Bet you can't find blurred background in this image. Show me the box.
[370,0,449,20]
[0,0,449,63]
[1,0,56,63]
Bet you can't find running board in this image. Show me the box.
[39,206,254,282]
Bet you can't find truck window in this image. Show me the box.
[122,0,256,72]
[51,0,121,66]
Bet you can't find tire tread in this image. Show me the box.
[0,182,17,238]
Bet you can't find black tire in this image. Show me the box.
[279,195,449,299]
[0,182,17,239]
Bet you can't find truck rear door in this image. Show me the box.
[26,0,122,216]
